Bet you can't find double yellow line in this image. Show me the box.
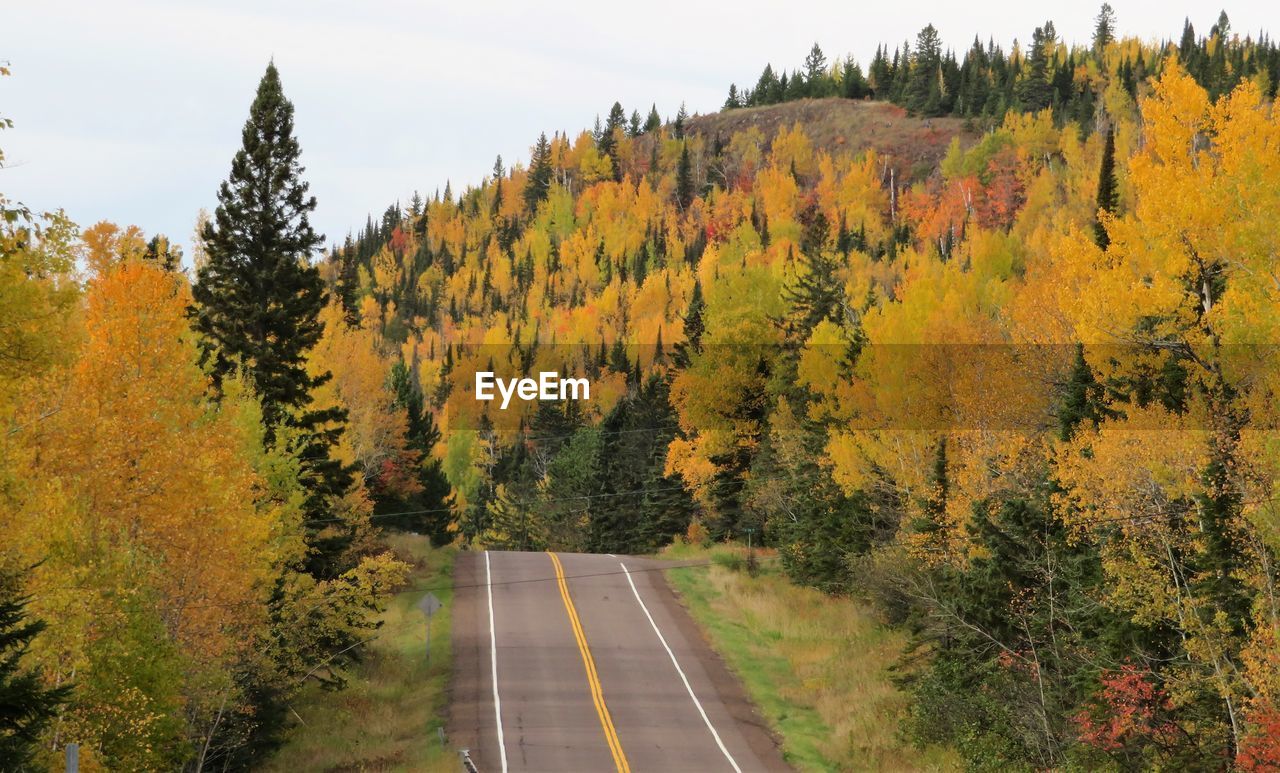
[547,551,630,773]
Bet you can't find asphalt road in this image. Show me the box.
[449,550,790,772]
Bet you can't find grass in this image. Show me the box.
[685,98,976,183]
[261,534,455,773]
[661,542,959,772]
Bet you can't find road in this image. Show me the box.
[449,550,790,772]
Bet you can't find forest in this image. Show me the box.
[3,4,1280,770]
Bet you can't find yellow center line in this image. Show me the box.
[547,551,630,773]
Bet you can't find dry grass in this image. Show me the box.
[260,534,455,773]
[685,98,977,183]
[663,543,959,772]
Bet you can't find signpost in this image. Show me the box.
[417,592,443,664]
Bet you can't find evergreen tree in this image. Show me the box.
[1093,3,1116,56]
[1094,125,1118,249]
[643,103,662,133]
[674,277,705,368]
[841,58,869,99]
[383,360,455,544]
[524,132,553,216]
[779,244,843,342]
[191,62,354,578]
[674,102,688,139]
[676,142,694,210]
[724,83,741,109]
[803,43,830,96]
[0,568,71,769]
[1017,22,1056,111]
[599,102,626,178]
[1058,343,1110,440]
[907,25,947,116]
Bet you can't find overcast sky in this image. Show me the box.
[2,0,1272,260]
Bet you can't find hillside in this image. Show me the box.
[686,98,975,181]
[7,7,1280,770]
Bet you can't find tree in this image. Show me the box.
[1017,22,1056,112]
[724,84,741,109]
[676,142,695,210]
[0,568,70,770]
[1093,4,1116,55]
[803,43,829,96]
[907,25,947,116]
[1093,125,1118,249]
[524,132,553,215]
[190,61,354,578]
[385,359,455,544]
[674,102,688,139]
[643,103,662,133]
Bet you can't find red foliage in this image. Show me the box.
[389,226,409,256]
[1238,705,1280,771]
[1075,666,1179,753]
[374,455,423,499]
[975,147,1025,229]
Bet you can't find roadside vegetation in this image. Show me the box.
[662,542,959,772]
[262,535,455,773]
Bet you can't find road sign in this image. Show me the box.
[418,592,443,664]
[418,591,443,617]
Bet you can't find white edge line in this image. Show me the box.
[486,551,509,773]
[620,561,743,773]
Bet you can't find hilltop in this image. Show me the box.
[685,98,975,181]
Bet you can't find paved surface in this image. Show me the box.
[449,551,790,772]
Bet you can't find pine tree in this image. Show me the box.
[0,568,71,769]
[384,360,455,544]
[191,61,354,578]
[907,25,946,116]
[1093,3,1117,56]
[841,58,869,99]
[1017,22,1056,111]
[1094,125,1118,249]
[804,43,829,96]
[524,132,553,216]
[676,142,694,210]
[643,103,662,133]
[724,83,741,109]
[673,278,705,368]
[674,102,688,139]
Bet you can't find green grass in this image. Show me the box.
[661,543,959,772]
[261,534,455,772]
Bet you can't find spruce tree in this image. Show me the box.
[1017,23,1056,112]
[191,62,353,578]
[383,360,455,544]
[524,132,553,216]
[675,142,694,210]
[1094,125,1118,249]
[643,104,662,133]
[803,43,829,96]
[907,25,946,116]
[0,569,71,769]
[1093,3,1116,56]
[673,278,705,368]
[673,102,688,139]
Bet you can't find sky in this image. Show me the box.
[1,0,1272,261]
